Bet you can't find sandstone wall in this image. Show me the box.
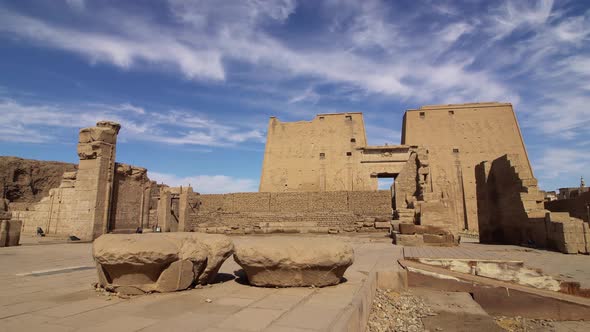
[476,154,589,254]
[545,191,590,223]
[0,156,76,206]
[260,113,373,192]
[9,121,156,240]
[109,164,153,233]
[187,190,392,234]
[402,102,532,233]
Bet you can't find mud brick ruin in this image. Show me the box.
[2,102,589,254]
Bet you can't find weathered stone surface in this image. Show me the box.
[233,236,354,287]
[0,221,7,248]
[1,219,22,247]
[0,156,76,205]
[93,232,233,294]
[394,234,424,246]
[422,234,456,246]
[374,221,391,229]
[399,223,450,235]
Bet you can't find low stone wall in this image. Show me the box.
[188,191,392,234]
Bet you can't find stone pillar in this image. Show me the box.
[0,198,11,247]
[75,121,120,240]
[0,220,7,247]
[6,220,22,246]
[178,187,193,232]
[158,188,172,232]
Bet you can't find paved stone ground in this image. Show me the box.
[0,234,399,332]
[403,243,590,289]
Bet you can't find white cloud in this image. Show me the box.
[65,0,85,11]
[439,22,473,44]
[0,11,225,81]
[0,1,516,103]
[288,87,320,104]
[0,125,54,143]
[148,171,258,193]
[488,0,554,39]
[366,124,401,146]
[534,148,590,181]
[0,98,265,147]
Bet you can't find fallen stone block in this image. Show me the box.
[93,232,234,294]
[233,236,354,287]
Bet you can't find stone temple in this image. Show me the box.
[1,102,588,254]
[2,102,590,331]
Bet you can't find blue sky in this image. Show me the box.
[0,0,589,193]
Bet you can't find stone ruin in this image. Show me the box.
[476,154,589,254]
[92,233,355,293]
[93,233,234,294]
[0,198,21,247]
[233,236,354,287]
[1,102,588,255]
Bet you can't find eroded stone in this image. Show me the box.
[93,232,233,294]
[233,236,354,287]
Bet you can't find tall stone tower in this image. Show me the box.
[259,113,369,192]
[402,102,532,232]
[75,121,120,240]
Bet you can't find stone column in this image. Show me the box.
[75,121,120,240]
[0,220,7,247]
[178,187,193,232]
[158,188,172,232]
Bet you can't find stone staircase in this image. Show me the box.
[501,154,589,254]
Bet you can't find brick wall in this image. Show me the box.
[187,190,391,234]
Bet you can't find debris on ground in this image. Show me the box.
[494,316,555,332]
[367,288,436,332]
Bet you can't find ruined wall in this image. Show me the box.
[109,164,153,233]
[477,154,589,254]
[0,156,76,207]
[260,113,372,192]
[10,121,155,240]
[187,190,392,234]
[394,152,419,210]
[545,191,590,223]
[13,171,78,236]
[402,102,532,233]
[76,121,120,239]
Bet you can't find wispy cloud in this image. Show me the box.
[1,0,590,190]
[534,148,590,181]
[366,124,401,146]
[148,171,258,193]
[0,98,264,147]
[0,0,517,103]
